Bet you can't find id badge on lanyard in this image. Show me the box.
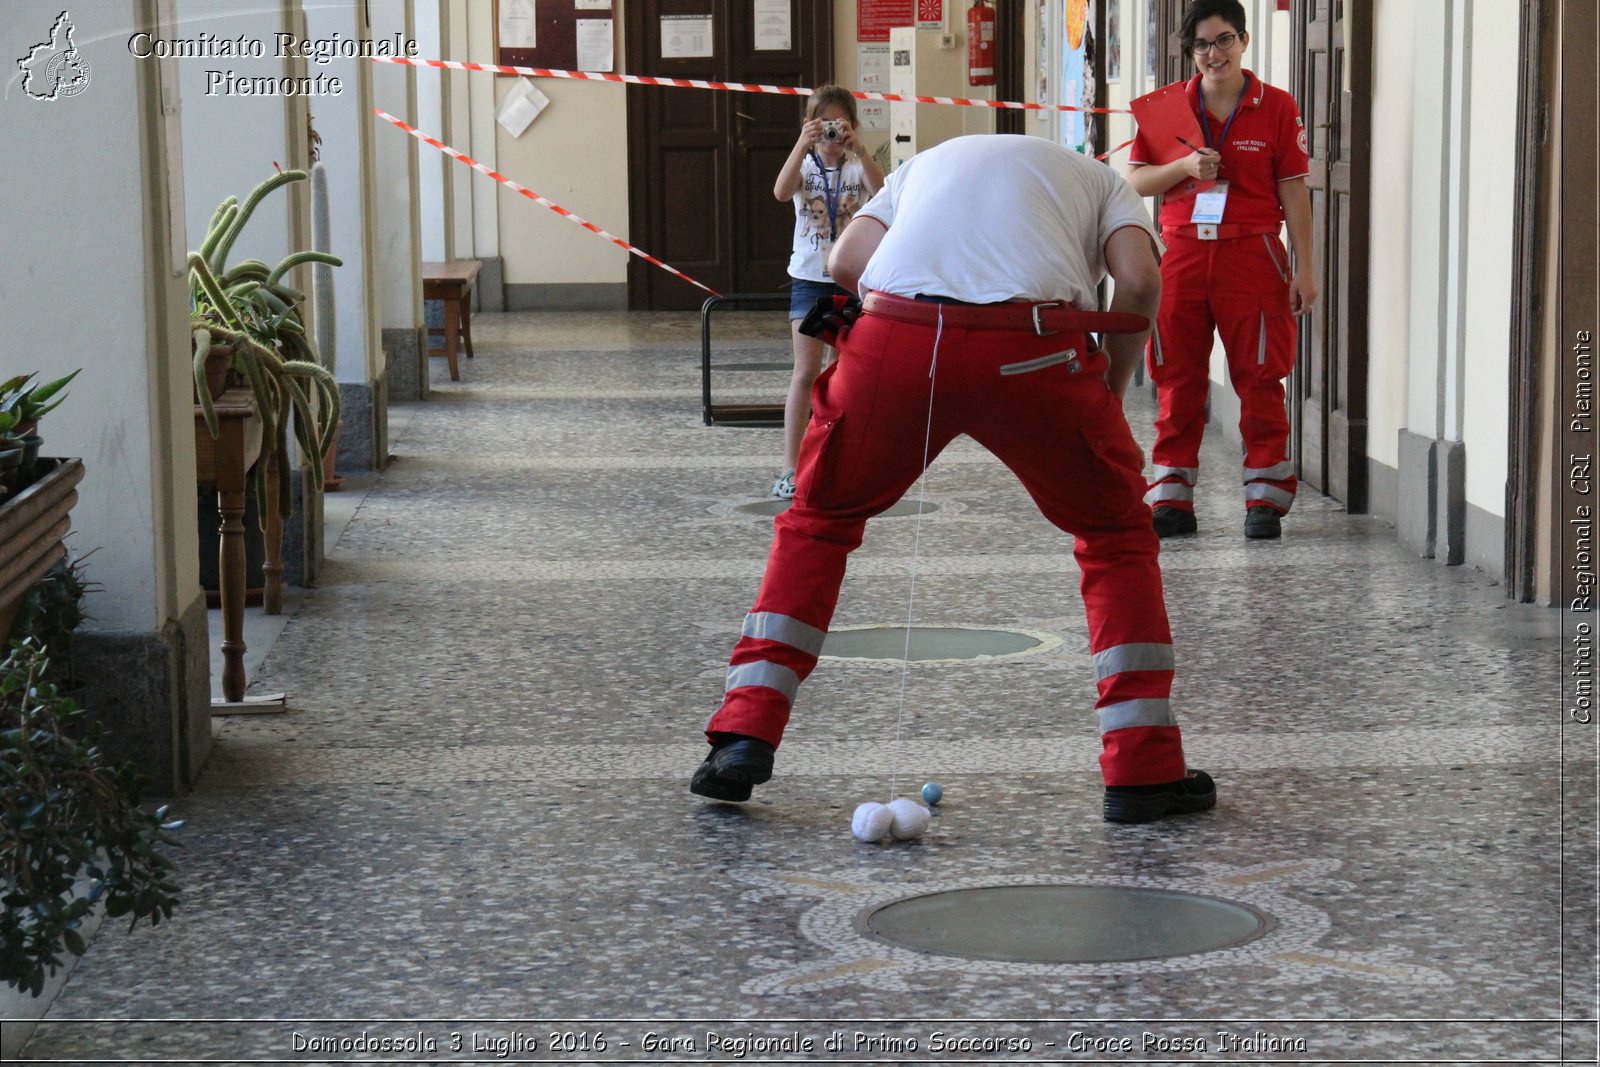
[1190,77,1245,228]
[1190,181,1229,224]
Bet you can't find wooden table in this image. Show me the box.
[422,259,481,381]
[194,389,281,710]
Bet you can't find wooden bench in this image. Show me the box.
[422,260,481,381]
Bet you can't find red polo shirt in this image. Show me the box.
[1129,70,1310,230]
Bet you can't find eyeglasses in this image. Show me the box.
[1191,32,1239,54]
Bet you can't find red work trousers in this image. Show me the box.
[1146,232,1298,514]
[705,309,1189,786]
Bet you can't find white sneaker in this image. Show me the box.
[771,470,796,499]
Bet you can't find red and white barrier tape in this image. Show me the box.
[374,109,718,296]
[370,55,1130,116]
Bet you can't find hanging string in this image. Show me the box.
[888,306,945,802]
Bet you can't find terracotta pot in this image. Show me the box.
[198,344,234,402]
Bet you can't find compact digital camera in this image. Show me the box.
[820,119,846,143]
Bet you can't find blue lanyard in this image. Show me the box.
[1197,73,1249,151]
[809,151,841,239]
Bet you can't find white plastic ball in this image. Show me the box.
[851,801,893,843]
[921,781,944,806]
[887,797,931,840]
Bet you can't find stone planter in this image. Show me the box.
[0,458,84,640]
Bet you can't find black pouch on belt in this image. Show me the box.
[797,292,862,346]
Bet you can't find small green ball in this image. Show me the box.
[921,781,943,806]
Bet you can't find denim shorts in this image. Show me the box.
[789,278,852,321]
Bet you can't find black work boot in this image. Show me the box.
[1244,506,1282,540]
[1104,770,1218,824]
[1152,505,1198,538]
[690,736,775,801]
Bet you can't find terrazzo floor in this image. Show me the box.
[12,310,1597,1064]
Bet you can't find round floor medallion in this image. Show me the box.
[822,624,1055,663]
[734,499,938,519]
[859,885,1272,964]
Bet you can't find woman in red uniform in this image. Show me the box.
[1128,0,1316,540]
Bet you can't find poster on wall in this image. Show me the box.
[1107,0,1120,82]
[661,14,714,58]
[1060,0,1092,153]
[859,0,915,42]
[1146,0,1157,79]
[1036,0,1049,123]
[754,0,792,51]
[916,0,944,31]
[858,43,892,130]
[496,0,616,72]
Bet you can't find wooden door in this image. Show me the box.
[625,1,832,309]
[1292,0,1370,510]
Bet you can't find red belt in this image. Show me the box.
[861,292,1149,336]
[1165,223,1281,242]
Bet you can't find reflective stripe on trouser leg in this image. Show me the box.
[708,613,825,737]
[1243,460,1296,512]
[1090,638,1184,786]
[1145,466,1198,508]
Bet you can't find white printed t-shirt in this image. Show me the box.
[854,134,1159,309]
[788,153,873,282]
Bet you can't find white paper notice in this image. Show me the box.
[754,0,791,51]
[574,0,609,8]
[499,0,536,48]
[576,19,613,70]
[660,15,714,59]
[496,76,550,138]
[857,44,890,130]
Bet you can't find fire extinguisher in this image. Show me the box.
[967,0,996,86]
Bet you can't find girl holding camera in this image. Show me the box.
[769,85,883,499]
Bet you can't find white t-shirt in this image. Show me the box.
[855,134,1159,308]
[788,153,873,282]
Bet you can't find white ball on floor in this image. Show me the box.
[887,797,931,840]
[851,801,893,843]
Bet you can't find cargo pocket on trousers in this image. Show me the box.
[793,411,851,510]
[1248,300,1297,381]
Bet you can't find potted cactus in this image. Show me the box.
[189,168,342,522]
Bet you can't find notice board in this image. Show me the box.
[496,0,616,72]
[858,0,915,42]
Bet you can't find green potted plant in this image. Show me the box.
[0,638,182,997]
[190,168,342,522]
[0,370,78,491]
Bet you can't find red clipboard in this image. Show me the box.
[1129,83,1205,165]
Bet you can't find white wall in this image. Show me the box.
[1460,0,1517,518]
[468,3,500,259]
[176,1,294,272]
[445,0,475,259]
[2,0,193,632]
[416,0,447,261]
[370,0,423,328]
[494,73,631,285]
[1365,0,1416,470]
[303,0,384,383]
